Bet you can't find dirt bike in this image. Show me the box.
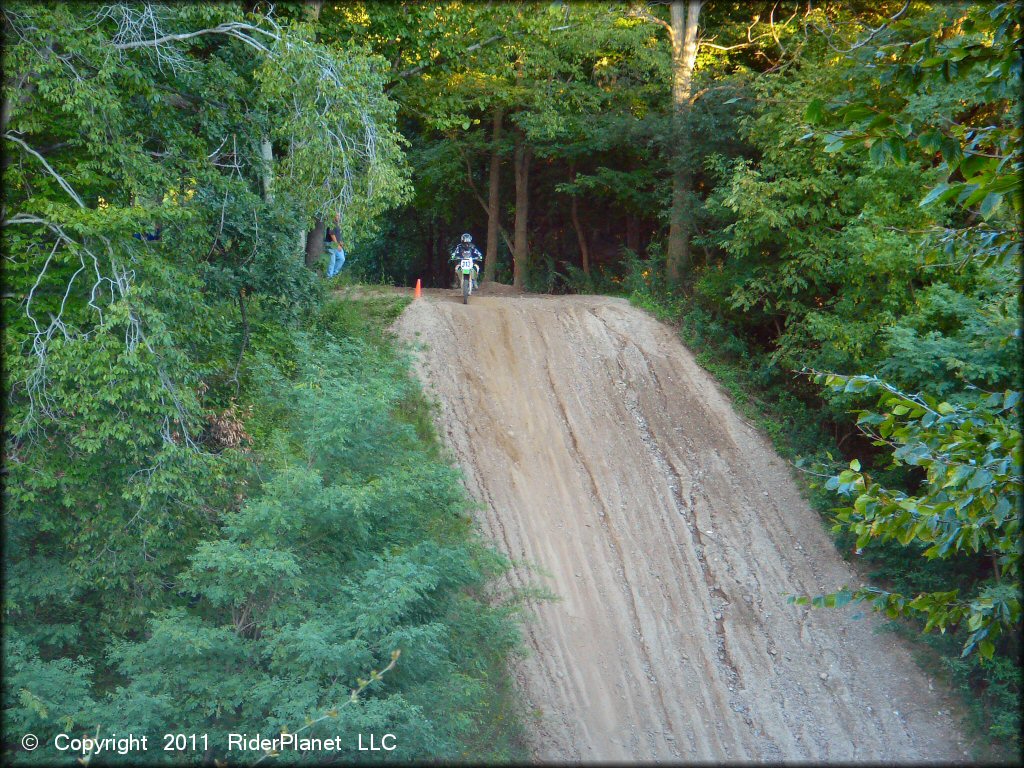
[455,256,479,304]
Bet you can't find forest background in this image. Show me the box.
[2,0,1020,763]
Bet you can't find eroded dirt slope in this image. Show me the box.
[394,291,968,763]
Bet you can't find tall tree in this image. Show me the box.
[3,4,526,761]
[483,105,504,283]
[568,163,591,276]
[630,0,701,285]
[512,127,532,288]
[667,0,701,284]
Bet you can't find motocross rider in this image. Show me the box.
[450,233,483,290]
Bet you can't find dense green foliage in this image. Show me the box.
[769,7,1020,737]
[308,0,1020,750]
[803,375,1019,656]
[6,292,526,764]
[3,2,523,763]
[4,0,1021,760]
[630,1,1020,750]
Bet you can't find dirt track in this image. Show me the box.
[394,290,970,763]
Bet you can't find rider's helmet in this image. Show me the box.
[461,233,473,243]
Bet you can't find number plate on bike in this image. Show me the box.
[460,258,474,271]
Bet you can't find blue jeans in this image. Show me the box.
[326,246,346,277]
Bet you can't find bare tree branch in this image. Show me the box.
[107,16,278,53]
[626,4,675,41]
[804,0,911,55]
[700,12,779,53]
[5,132,85,208]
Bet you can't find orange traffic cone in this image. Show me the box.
[414,279,422,299]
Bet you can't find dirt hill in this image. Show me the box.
[394,290,969,762]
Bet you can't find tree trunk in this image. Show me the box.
[305,219,325,269]
[666,0,700,287]
[1,94,14,134]
[292,2,324,260]
[259,137,273,202]
[512,130,531,289]
[570,195,589,276]
[568,165,590,276]
[424,217,435,284]
[626,214,641,256]
[483,106,503,283]
[231,286,250,396]
[434,226,446,287]
[304,1,324,22]
[667,169,691,284]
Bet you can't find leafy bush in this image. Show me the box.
[4,295,528,763]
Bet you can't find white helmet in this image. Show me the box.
[461,233,473,243]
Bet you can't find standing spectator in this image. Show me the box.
[326,213,346,278]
